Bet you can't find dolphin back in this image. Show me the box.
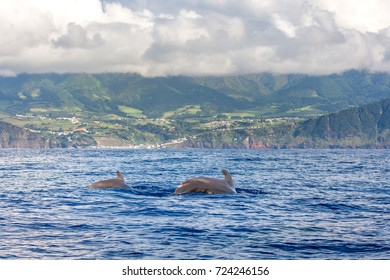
[88,170,128,188]
[174,170,236,194]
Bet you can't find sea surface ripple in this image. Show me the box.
[0,149,389,259]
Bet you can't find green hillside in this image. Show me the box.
[172,97,390,149]
[2,97,390,149]
[292,97,390,148]
[0,73,244,118]
[195,71,390,116]
[1,71,390,119]
[1,71,390,148]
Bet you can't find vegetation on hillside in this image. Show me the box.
[2,71,390,119]
[1,71,390,148]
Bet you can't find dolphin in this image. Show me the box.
[88,171,129,189]
[174,169,235,194]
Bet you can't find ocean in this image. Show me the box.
[0,148,389,259]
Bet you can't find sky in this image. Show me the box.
[1,0,390,77]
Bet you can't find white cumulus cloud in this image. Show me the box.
[0,0,389,76]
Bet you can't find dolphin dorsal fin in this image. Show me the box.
[117,170,124,180]
[221,169,233,186]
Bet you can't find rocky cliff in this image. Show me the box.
[293,97,390,148]
[172,97,390,149]
[0,121,55,148]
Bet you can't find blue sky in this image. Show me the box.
[1,0,389,77]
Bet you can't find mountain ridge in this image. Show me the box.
[292,97,390,148]
[1,71,390,148]
[2,70,390,118]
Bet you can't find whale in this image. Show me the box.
[88,171,129,189]
[174,169,235,194]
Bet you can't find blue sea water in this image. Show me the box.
[0,148,389,260]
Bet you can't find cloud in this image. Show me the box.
[0,0,390,77]
[52,23,104,49]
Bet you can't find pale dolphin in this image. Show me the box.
[174,169,235,194]
[88,171,129,188]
